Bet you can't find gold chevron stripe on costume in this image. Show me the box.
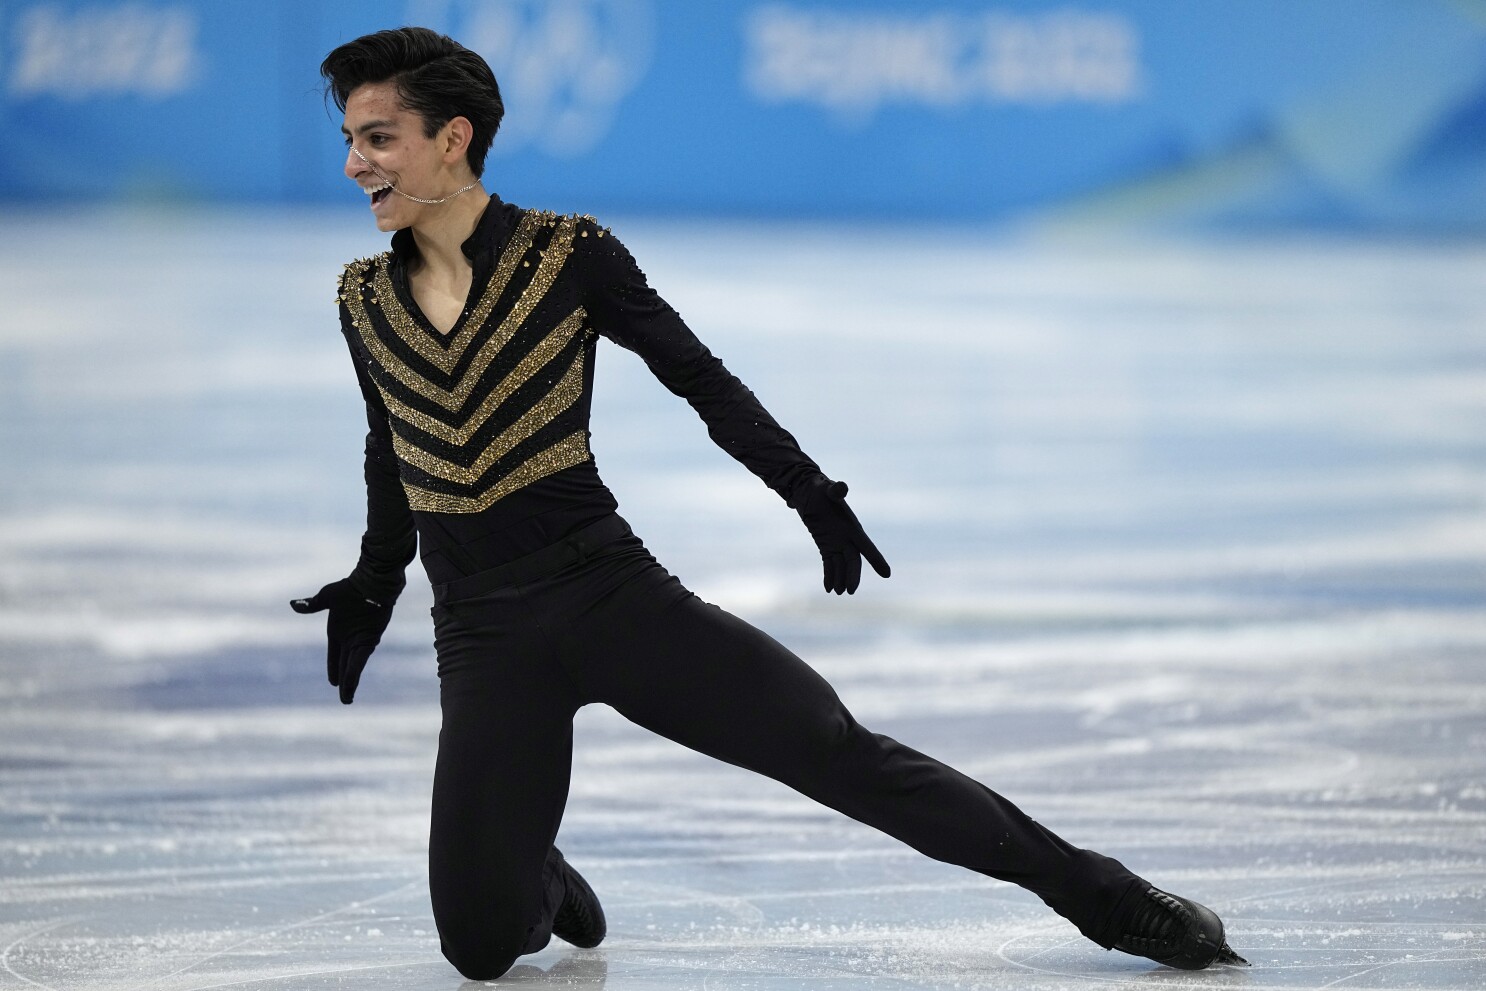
[371,210,544,375]
[400,431,591,513]
[344,216,580,411]
[376,308,587,446]
[391,350,586,485]
[450,212,571,367]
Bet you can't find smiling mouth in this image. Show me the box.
[364,181,393,206]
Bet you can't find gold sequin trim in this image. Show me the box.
[391,348,585,485]
[374,308,586,445]
[401,431,591,513]
[334,212,599,514]
[345,216,580,411]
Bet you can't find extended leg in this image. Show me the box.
[555,551,1142,944]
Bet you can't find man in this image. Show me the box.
[292,26,1246,982]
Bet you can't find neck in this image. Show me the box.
[408,187,491,276]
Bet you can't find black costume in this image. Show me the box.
[318,197,1157,979]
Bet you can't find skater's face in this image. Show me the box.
[340,81,476,232]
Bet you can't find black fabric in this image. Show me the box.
[431,514,630,601]
[425,519,1145,980]
[337,195,823,588]
[343,334,418,604]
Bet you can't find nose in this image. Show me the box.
[344,144,367,181]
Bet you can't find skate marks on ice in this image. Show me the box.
[1,211,1485,988]
[0,892,450,991]
[0,693,451,990]
[3,642,1475,990]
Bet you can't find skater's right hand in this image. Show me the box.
[290,579,393,704]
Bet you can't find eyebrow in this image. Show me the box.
[340,118,398,137]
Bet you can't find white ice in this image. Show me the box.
[1,209,1483,989]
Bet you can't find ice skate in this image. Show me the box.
[551,851,606,949]
[1111,886,1248,969]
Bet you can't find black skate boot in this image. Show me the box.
[1111,886,1248,969]
[551,851,606,949]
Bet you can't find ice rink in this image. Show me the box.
[2,209,1484,989]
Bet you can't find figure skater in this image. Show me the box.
[292,26,1246,981]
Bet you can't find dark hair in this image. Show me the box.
[321,27,503,178]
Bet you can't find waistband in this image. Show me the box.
[431,514,632,604]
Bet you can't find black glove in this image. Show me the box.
[289,579,394,704]
[792,477,891,595]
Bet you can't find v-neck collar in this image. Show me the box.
[387,195,513,345]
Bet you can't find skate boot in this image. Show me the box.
[551,851,606,949]
[1111,886,1248,969]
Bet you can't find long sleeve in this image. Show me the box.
[578,222,823,504]
[339,306,418,603]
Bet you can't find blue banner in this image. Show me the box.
[2,0,1483,229]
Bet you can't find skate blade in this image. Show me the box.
[1215,943,1250,966]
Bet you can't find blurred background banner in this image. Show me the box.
[1,0,1483,230]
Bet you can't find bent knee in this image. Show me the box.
[440,929,528,981]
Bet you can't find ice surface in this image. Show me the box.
[1,209,1484,988]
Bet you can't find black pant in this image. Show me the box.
[428,517,1143,980]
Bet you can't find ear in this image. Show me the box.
[440,116,475,168]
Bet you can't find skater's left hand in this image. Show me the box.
[792,477,891,594]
